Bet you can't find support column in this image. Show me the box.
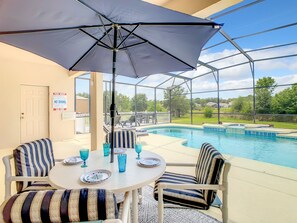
[190,80,193,125]
[251,62,256,124]
[154,88,157,125]
[135,86,137,124]
[90,72,104,151]
[169,89,172,123]
[217,71,221,124]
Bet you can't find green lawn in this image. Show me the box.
[172,114,297,129]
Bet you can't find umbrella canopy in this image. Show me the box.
[0,0,221,162]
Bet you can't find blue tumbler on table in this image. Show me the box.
[117,154,127,173]
[103,143,110,156]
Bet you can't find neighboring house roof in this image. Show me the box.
[220,103,229,108]
[206,102,217,107]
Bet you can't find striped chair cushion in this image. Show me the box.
[154,172,209,209]
[13,138,55,193]
[22,182,56,193]
[195,143,225,205]
[106,130,136,149]
[0,188,118,223]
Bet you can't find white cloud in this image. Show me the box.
[196,44,297,81]
[102,44,297,100]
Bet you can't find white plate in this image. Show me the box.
[63,156,83,165]
[138,157,161,167]
[113,148,127,154]
[80,169,111,184]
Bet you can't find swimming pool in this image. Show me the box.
[146,126,297,169]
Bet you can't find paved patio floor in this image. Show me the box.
[1,126,297,223]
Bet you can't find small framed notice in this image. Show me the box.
[53,93,67,111]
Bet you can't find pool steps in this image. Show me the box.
[203,123,297,139]
[144,123,297,139]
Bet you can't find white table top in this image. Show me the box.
[48,149,166,193]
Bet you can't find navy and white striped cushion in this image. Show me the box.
[13,138,55,193]
[195,143,225,205]
[106,130,136,148]
[154,143,225,210]
[22,182,55,193]
[0,188,118,223]
[154,172,209,209]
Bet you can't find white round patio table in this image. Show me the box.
[48,149,166,223]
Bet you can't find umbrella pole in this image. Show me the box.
[110,25,118,163]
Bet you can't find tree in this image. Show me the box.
[116,93,131,112]
[255,77,277,114]
[103,91,131,112]
[147,100,166,112]
[163,86,189,117]
[131,93,148,112]
[231,96,252,114]
[272,84,297,114]
[204,107,213,118]
[231,97,245,113]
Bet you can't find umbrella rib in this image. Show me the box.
[69,41,98,70]
[70,27,113,70]
[80,28,112,49]
[118,30,139,78]
[118,41,147,50]
[76,0,114,46]
[77,0,113,23]
[97,15,113,46]
[0,24,112,35]
[120,22,220,27]
[116,25,139,49]
[121,26,196,70]
[97,43,113,50]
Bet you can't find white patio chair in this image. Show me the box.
[154,142,231,223]
[106,130,136,149]
[3,138,60,200]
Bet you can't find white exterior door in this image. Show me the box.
[21,85,49,143]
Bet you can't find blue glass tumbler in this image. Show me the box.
[117,154,127,173]
[103,143,110,156]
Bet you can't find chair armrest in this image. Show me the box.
[158,182,225,191]
[166,163,196,167]
[11,176,49,182]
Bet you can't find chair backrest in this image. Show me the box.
[0,188,118,223]
[106,130,136,148]
[114,115,121,126]
[13,138,55,193]
[195,143,225,205]
[103,123,111,134]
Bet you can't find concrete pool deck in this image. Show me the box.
[0,124,297,223]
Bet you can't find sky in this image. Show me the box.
[76,0,297,100]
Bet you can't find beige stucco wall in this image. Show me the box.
[0,43,76,149]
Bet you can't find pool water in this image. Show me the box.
[147,126,297,169]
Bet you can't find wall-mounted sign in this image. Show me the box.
[53,92,67,111]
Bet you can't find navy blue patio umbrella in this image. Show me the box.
[0,0,221,162]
